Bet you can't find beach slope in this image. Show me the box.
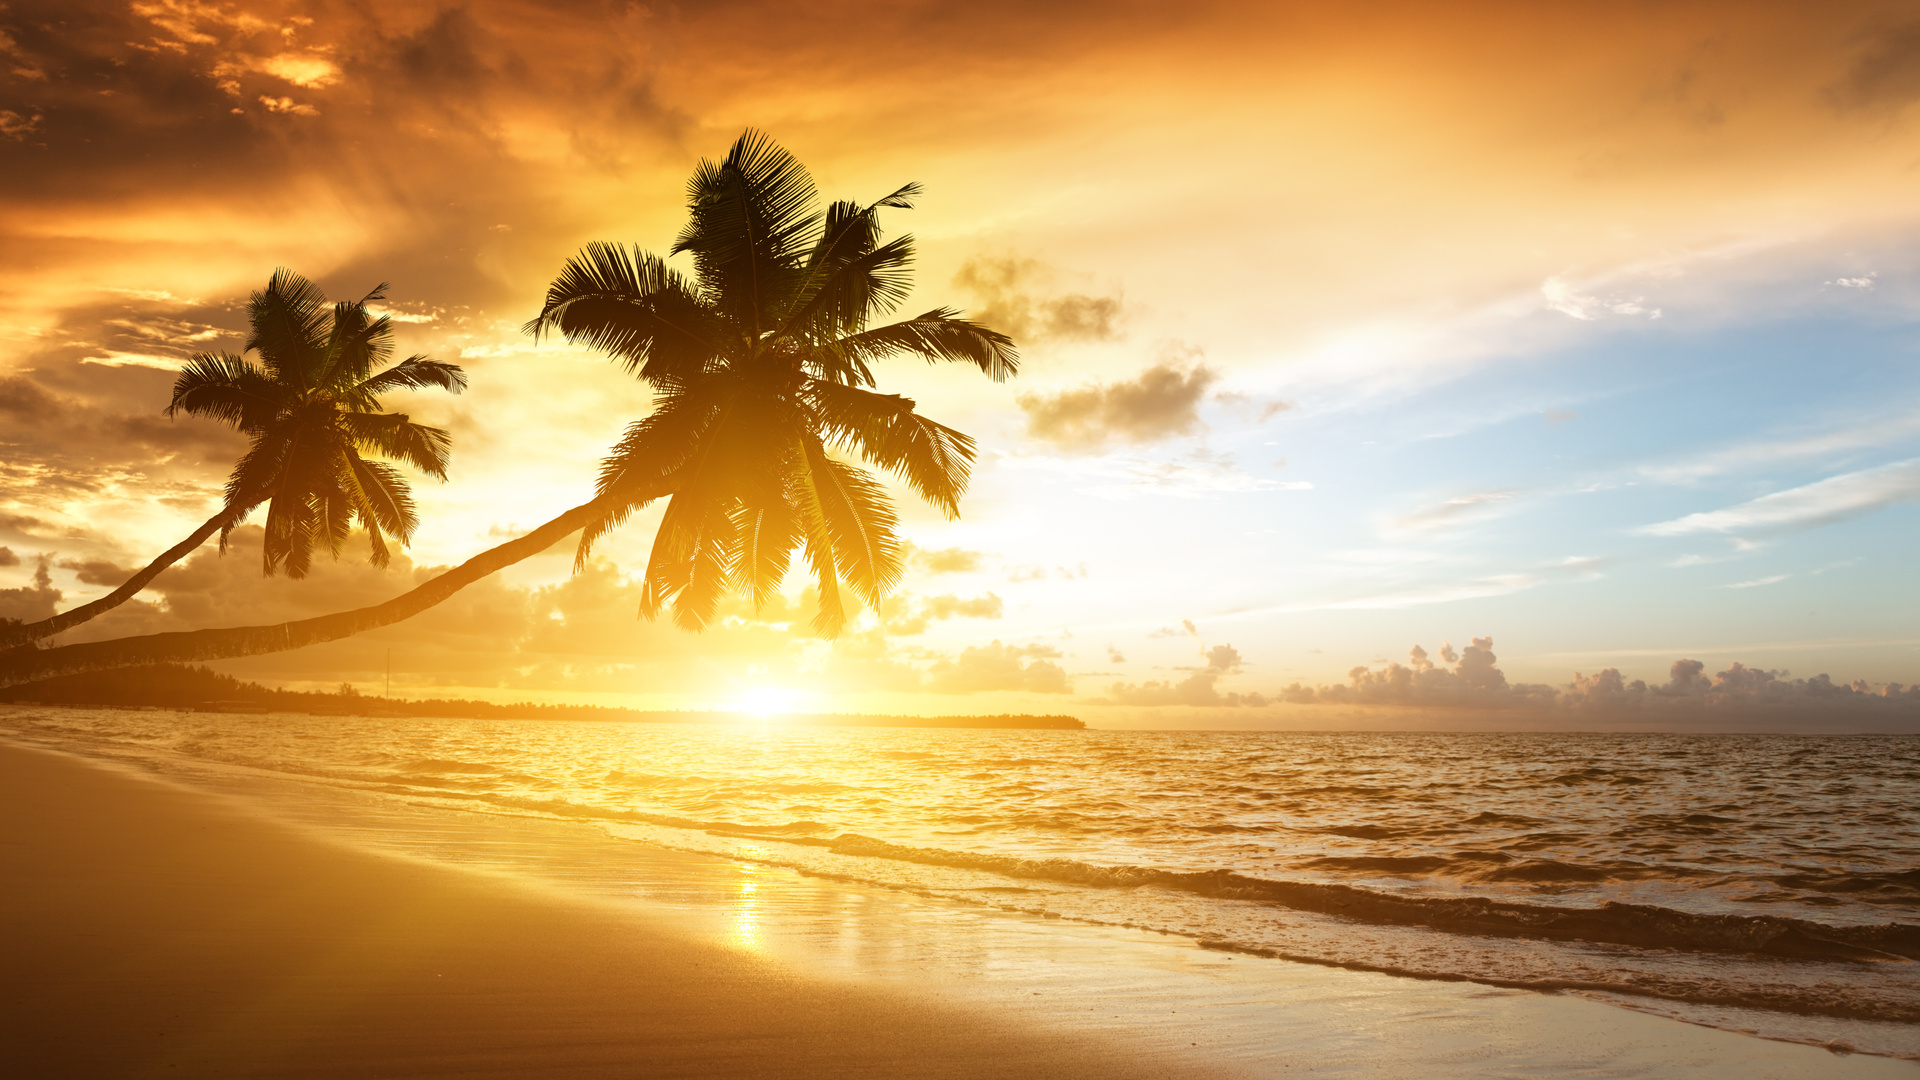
[0,743,1216,1079]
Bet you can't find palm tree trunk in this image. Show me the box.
[0,497,608,689]
[0,507,238,650]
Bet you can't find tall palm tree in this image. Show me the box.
[0,271,464,649]
[0,132,1015,684]
[525,130,1015,635]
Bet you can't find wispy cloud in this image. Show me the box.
[1724,574,1787,589]
[999,448,1286,500]
[1638,458,1920,536]
[1640,412,1920,484]
[1391,489,1522,534]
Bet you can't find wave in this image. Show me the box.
[741,832,1920,967]
[360,782,1920,974]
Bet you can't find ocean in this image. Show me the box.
[5,707,1916,1061]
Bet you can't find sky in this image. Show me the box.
[3,0,1919,728]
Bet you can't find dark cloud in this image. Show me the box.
[58,557,130,587]
[953,257,1122,345]
[0,555,59,622]
[1831,21,1920,108]
[0,546,17,567]
[924,641,1070,694]
[1019,359,1217,451]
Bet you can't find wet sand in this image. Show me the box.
[2,739,1913,1078]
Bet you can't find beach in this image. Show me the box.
[0,741,1220,1078]
[4,733,1914,1078]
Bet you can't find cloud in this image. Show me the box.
[1284,637,1556,708]
[1540,276,1661,320]
[908,545,983,574]
[1019,358,1217,450]
[923,641,1071,694]
[952,257,1122,345]
[0,108,41,140]
[1637,458,1920,536]
[1222,639,1920,727]
[58,557,132,587]
[0,547,17,567]
[1830,21,1920,109]
[0,556,60,623]
[1724,574,1787,589]
[1102,640,1267,707]
[879,591,1004,635]
[1638,412,1920,484]
[1005,447,1280,499]
[1559,659,1920,720]
[1393,489,1521,533]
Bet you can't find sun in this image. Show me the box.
[735,686,798,718]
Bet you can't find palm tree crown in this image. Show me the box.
[167,269,467,578]
[527,130,1017,636]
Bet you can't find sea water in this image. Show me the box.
[5,708,1916,1059]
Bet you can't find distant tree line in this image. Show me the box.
[0,663,1082,728]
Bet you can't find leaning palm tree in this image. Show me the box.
[0,131,1014,684]
[525,130,1015,635]
[0,270,464,649]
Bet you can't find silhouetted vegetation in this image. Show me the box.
[0,273,463,651]
[0,664,1081,728]
[1,130,1017,688]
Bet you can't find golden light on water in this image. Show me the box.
[731,865,763,953]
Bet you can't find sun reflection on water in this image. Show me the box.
[731,864,763,952]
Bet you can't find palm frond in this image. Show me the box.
[573,386,714,566]
[799,436,901,609]
[523,243,722,383]
[342,455,417,566]
[870,182,922,210]
[351,356,468,400]
[781,236,916,346]
[731,501,800,611]
[341,412,453,480]
[218,432,290,549]
[805,380,975,517]
[247,268,330,391]
[319,286,396,390]
[673,129,821,332]
[785,445,848,637]
[831,309,1018,382]
[166,353,284,431]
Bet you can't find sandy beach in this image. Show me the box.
[0,741,1222,1079]
[4,737,1915,1078]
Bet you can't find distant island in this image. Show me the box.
[0,663,1084,730]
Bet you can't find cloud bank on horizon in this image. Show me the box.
[3,0,1920,726]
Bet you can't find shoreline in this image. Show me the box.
[4,737,1915,1077]
[0,741,1217,1079]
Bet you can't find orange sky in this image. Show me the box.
[4,1,1920,723]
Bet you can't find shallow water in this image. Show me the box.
[5,708,1917,1056]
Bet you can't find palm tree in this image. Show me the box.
[525,130,1015,635]
[0,270,464,649]
[0,131,1015,685]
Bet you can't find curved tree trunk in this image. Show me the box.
[0,498,608,689]
[0,508,238,650]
